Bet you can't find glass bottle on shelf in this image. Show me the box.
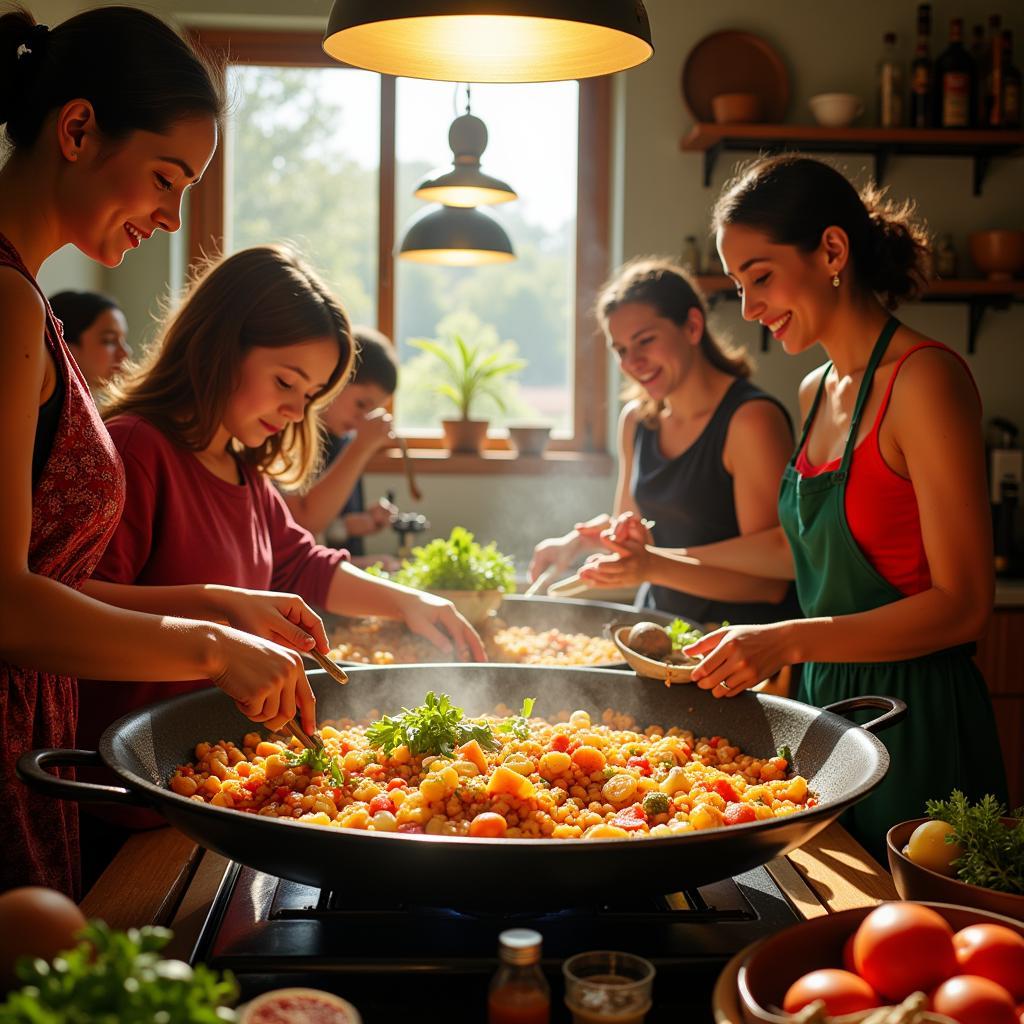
[680,235,701,275]
[986,28,1004,127]
[909,4,934,128]
[877,31,905,127]
[1003,31,1021,129]
[977,15,1002,126]
[935,18,975,128]
[488,929,550,1024]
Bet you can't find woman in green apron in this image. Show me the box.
[581,155,1008,860]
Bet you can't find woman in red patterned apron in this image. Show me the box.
[0,7,326,898]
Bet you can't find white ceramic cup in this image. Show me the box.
[809,92,864,126]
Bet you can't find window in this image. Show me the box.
[189,31,610,466]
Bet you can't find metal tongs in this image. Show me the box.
[283,646,349,753]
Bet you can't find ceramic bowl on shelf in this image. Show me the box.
[736,902,1024,1024]
[428,589,504,626]
[809,92,864,127]
[886,817,1024,919]
[506,424,551,457]
[968,230,1024,281]
[711,92,762,124]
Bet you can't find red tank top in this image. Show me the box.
[795,343,973,597]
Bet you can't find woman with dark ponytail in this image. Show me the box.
[590,155,1007,856]
[532,257,800,630]
[0,5,327,898]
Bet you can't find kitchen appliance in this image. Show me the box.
[389,508,429,558]
[179,855,802,1023]
[20,665,903,901]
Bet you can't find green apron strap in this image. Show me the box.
[790,364,833,467]
[836,316,901,478]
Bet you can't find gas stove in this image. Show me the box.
[185,860,799,1022]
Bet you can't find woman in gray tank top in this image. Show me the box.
[530,257,801,626]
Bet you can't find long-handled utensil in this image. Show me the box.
[396,436,422,501]
[305,648,348,686]
[524,564,559,597]
[281,718,325,754]
[545,572,591,599]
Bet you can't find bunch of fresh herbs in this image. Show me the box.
[371,526,515,593]
[0,922,238,1023]
[365,691,500,757]
[926,789,1024,894]
[495,698,536,741]
[283,744,345,787]
[666,619,705,650]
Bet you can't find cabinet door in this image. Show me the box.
[975,609,1024,808]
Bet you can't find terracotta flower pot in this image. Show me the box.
[442,418,489,454]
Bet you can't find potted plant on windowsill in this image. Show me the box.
[410,334,526,454]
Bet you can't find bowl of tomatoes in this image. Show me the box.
[737,901,1024,1024]
[887,818,1024,921]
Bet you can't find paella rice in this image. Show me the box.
[329,617,621,667]
[170,699,815,840]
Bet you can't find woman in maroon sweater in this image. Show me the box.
[80,245,485,757]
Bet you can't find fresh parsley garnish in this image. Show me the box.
[666,618,730,650]
[283,745,345,787]
[365,691,501,757]
[367,526,515,592]
[776,744,793,768]
[496,697,536,741]
[0,921,238,1022]
[926,789,1024,895]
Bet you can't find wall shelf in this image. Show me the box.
[680,124,1024,195]
[695,275,1024,354]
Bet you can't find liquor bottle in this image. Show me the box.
[935,18,975,128]
[977,14,1002,125]
[877,32,905,127]
[1003,31,1022,129]
[488,929,550,1024]
[986,28,1004,127]
[909,4,933,128]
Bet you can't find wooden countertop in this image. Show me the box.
[80,821,897,939]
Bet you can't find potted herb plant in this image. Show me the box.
[372,526,515,625]
[410,334,526,454]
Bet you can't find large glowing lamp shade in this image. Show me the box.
[415,112,516,207]
[399,205,515,266]
[323,1,653,83]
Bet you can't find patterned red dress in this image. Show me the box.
[0,234,125,898]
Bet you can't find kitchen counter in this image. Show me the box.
[80,822,898,1008]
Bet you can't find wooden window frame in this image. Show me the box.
[188,29,611,471]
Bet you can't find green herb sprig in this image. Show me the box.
[926,789,1024,895]
[666,619,705,650]
[496,698,537,741]
[365,691,500,757]
[0,922,238,1023]
[283,745,345,787]
[368,526,515,593]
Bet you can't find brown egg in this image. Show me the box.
[0,886,88,991]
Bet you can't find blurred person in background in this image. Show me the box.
[48,289,129,394]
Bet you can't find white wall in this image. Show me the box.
[31,0,1024,568]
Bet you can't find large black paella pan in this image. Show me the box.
[20,665,903,901]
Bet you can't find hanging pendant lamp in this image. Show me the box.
[415,111,516,208]
[323,0,653,83]
[399,204,515,266]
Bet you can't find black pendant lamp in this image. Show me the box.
[399,204,515,266]
[414,111,516,208]
[323,0,653,83]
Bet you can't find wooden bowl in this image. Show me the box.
[711,92,762,124]
[611,625,695,684]
[886,817,1024,920]
[737,902,1024,1024]
[969,230,1024,281]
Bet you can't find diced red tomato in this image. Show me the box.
[626,756,652,776]
[242,775,265,793]
[550,734,570,752]
[386,778,408,791]
[566,740,581,754]
[709,736,721,749]
[368,794,396,815]
[712,779,740,804]
[331,787,345,805]
[397,823,424,834]
[723,802,757,825]
[339,741,352,754]
[274,786,290,801]
[679,744,692,760]
[612,803,649,831]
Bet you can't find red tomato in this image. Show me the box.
[842,932,857,974]
[852,902,958,1001]
[932,975,1019,1024]
[550,734,570,752]
[626,756,652,776]
[723,802,757,826]
[368,794,395,815]
[611,804,649,831]
[782,969,880,1017]
[386,778,407,791]
[953,925,1024,1001]
[712,779,740,804]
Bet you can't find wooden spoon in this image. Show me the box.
[396,436,423,501]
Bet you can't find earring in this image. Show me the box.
[832,273,840,288]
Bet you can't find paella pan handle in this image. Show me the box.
[16,748,148,806]
[820,695,907,734]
